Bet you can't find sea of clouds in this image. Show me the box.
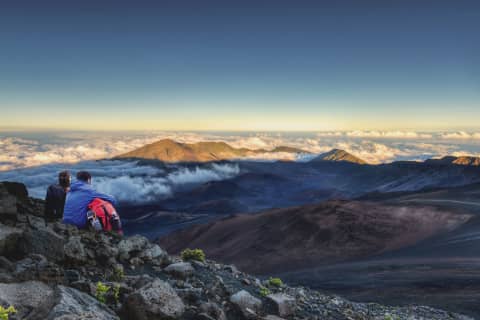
[0,158,240,203]
[1,130,480,203]
[1,130,480,171]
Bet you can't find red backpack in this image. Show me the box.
[87,198,123,235]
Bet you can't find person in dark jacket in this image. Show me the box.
[63,171,117,229]
[44,171,71,222]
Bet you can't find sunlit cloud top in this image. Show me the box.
[1,130,480,171]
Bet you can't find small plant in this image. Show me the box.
[259,286,270,297]
[267,277,283,288]
[181,248,206,262]
[113,284,121,304]
[96,281,110,304]
[0,305,17,320]
[112,267,125,281]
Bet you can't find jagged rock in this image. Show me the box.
[200,302,227,320]
[0,223,22,256]
[124,278,185,320]
[64,236,88,264]
[13,254,64,283]
[229,290,262,319]
[19,227,65,262]
[164,262,194,279]
[48,285,119,320]
[139,244,168,266]
[0,281,55,319]
[263,316,285,320]
[0,256,14,272]
[117,235,148,261]
[1,181,29,199]
[266,293,296,317]
[0,185,17,222]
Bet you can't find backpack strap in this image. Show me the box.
[101,204,112,230]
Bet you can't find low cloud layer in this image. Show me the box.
[1,130,480,172]
[0,160,240,204]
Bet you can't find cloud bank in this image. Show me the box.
[1,130,480,171]
[0,160,240,204]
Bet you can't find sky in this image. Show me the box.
[0,0,479,131]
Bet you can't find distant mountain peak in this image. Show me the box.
[115,139,310,163]
[425,155,480,166]
[310,149,367,164]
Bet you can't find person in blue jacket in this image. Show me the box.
[63,171,116,229]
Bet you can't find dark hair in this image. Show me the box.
[58,171,71,189]
[76,171,91,182]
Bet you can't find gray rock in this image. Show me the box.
[117,235,148,261]
[0,184,17,222]
[266,293,296,317]
[19,227,65,262]
[230,290,262,319]
[0,223,22,256]
[139,244,168,266]
[48,285,119,320]
[64,236,88,264]
[164,262,194,279]
[199,302,227,320]
[125,278,185,320]
[0,281,55,319]
[263,316,285,320]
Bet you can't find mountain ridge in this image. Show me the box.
[309,148,367,164]
[115,139,310,162]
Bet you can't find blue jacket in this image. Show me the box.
[63,181,117,228]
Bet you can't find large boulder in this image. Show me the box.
[164,262,194,279]
[139,244,169,266]
[48,285,119,320]
[117,235,148,261]
[0,281,56,319]
[124,278,185,320]
[0,184,18,222]
[229,290,262,319]
[64,236,88,264]
[266,293,296,317]
[19,227,65,262]
[1,181,28,199]
[0,223,22,256]
[13,254,63,283]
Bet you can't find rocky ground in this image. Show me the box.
[0,181,473,320]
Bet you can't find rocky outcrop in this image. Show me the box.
[48,285,120,320]
[124,279,185,320]
[0,181,473,320]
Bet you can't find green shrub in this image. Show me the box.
[181,248,206,262]
[113,284,121,304]
[0,305,16,320]
[267,277,283,287]
[96,282,110,304]
[112,267,124,281]
[259,286,270,297]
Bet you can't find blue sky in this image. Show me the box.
[0,0,479,130]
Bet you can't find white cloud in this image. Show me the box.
[1,130,480,172]
[0,160,241,204]
[166,163,240,185]
[440,131,480,140]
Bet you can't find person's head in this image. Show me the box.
[58,171,71,190]
[76,171,92,184]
